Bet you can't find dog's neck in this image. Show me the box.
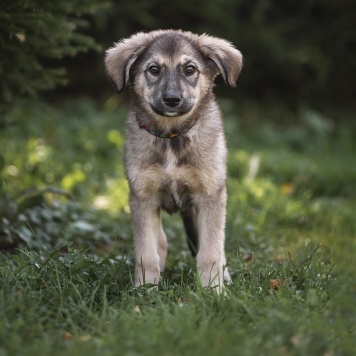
[136,113,199,139]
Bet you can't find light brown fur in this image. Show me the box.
[105,30,243,292]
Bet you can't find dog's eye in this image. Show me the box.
[184,65,197,75]
[148,66,160,75]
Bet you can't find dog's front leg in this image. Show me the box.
[130,194,162,286]
[196,186,230,293]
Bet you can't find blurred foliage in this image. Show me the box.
[0,98,128,204]
[0,98,355,257]
[0,0,108,114]
[0,98,130,251]
[0,193,131,253]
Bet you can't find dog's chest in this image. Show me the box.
[130,135,221,211]
[165,147,178,172]
[159,147,192,213]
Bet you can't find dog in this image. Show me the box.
[105,29,243,292]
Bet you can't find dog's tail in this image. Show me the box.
[180,208,199,257]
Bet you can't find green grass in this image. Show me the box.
[0,98,355,355]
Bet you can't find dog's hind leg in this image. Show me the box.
[181,207,199,257]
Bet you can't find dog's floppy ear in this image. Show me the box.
[198,34,243,87]
[105,32,152,93]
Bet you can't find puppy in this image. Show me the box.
[105,29,243,292]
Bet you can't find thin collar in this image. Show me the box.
[136,114,199,139]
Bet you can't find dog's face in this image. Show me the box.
[105,30,243,119]
[130,36,218,118]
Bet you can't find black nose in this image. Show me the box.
[163,94,181,107]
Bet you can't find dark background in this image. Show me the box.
[1,0,356,121]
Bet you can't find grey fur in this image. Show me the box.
[105,30,243,292]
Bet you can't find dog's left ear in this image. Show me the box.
[105,32,152,93]
[198,34,243,87]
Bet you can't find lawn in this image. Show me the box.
[0,98,355,355]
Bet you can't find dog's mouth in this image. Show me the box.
[162,111,180,117]
[150,103,194,118]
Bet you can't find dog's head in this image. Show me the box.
[105,30,243,118]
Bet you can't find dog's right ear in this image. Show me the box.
[105,32,152,93]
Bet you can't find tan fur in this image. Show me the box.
[105,30,243,293]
